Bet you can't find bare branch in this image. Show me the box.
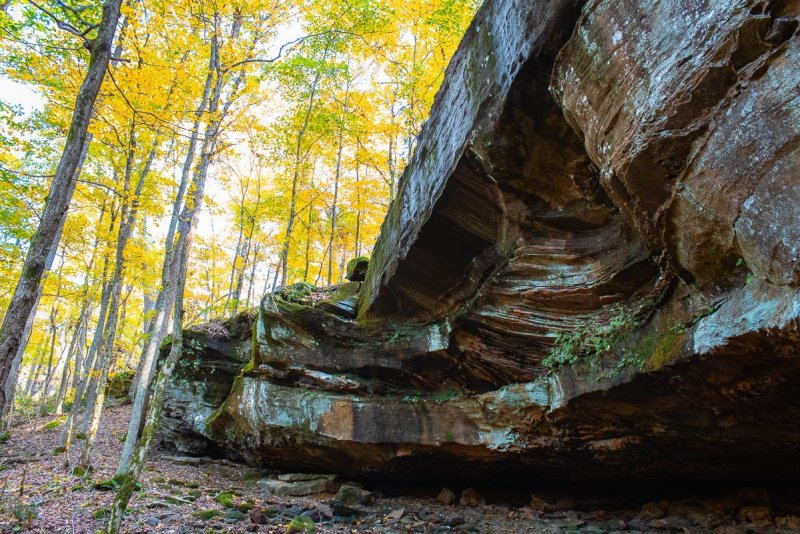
[0,164,54,179]
[77,178,121,197]
[224,29,350,70]
[26,0,92,47]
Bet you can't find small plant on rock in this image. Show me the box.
[543,306,639,368]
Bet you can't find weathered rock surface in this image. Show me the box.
[259,476,338,497]
[159,0,800,482]
[158,313,254,454]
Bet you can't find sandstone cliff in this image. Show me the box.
[159,0,800,482]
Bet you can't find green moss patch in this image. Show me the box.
[92,474,142,492]
[192,509,223,520]
[42,417,65,431]
[286,515,316,533]
[215,490,236,508]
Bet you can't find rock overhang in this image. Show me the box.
[158,0,800,482]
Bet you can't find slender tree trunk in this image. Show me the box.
[54,288,93,416]
[1,138,91,427]
[277,52,327,287]
[53,340,74,416]
[78,117,152,467]
[57,322,98,455]
[107,22,222,521]
[38,302,60,415]
[262,265,272,296]
[117,34,219,474]
[78,202,120,434]
[303,200,313,281]
[355,165,361,257]
[124,51,213,409]
[246,244,260,307]
[315,241,330,287]
[0,0,123,417]
[37,259,65,415]
[328,82,350,285]
[24,359,43,398]
[104,221,194,534]
[62,180,117,451]
[225,238,242,313]
[232,202,257,312]
[226,181,248,314]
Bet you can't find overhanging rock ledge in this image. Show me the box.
[158,0,800,482]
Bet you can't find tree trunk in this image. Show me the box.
[277,51,327,287]
[55,200,106,440]
[38,302,60,415]
[0,138,91,428]
[54,283,94,416]
[303,198,313,281]
[53,334,75,416]
[117,33,219,474]
[315,241,330,287]
[0,0,123,418]
[79,117,153,468]
[104,218,194,534]
[355,165,361,257]
[328,81,350,285]
[107,20,222,519]
[23,359,43,398]
[245,244,260,307]
[226,179,248,314]
[62,177,117,451]
[232,203,256,313]
[77,201,120,434]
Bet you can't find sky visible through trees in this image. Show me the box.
[0,0,479,526]
[0,0,478,413]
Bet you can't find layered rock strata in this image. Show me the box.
[159,0,800,481]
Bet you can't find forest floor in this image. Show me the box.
[1,403,800,533]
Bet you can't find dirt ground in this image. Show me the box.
[1,404,800,533]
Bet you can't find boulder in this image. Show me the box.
[459,489,485,507]
[437,487,456,505]
[160,0,800,484]
[258,477,337,497]
[345,257,369,282]
[334,484,373,506]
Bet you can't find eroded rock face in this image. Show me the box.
[158,313,254,454]
[160,0,800,482]
[552,0,800,287]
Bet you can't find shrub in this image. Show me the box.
[5,502,38,525]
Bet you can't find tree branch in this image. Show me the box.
[26,0,93,47]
